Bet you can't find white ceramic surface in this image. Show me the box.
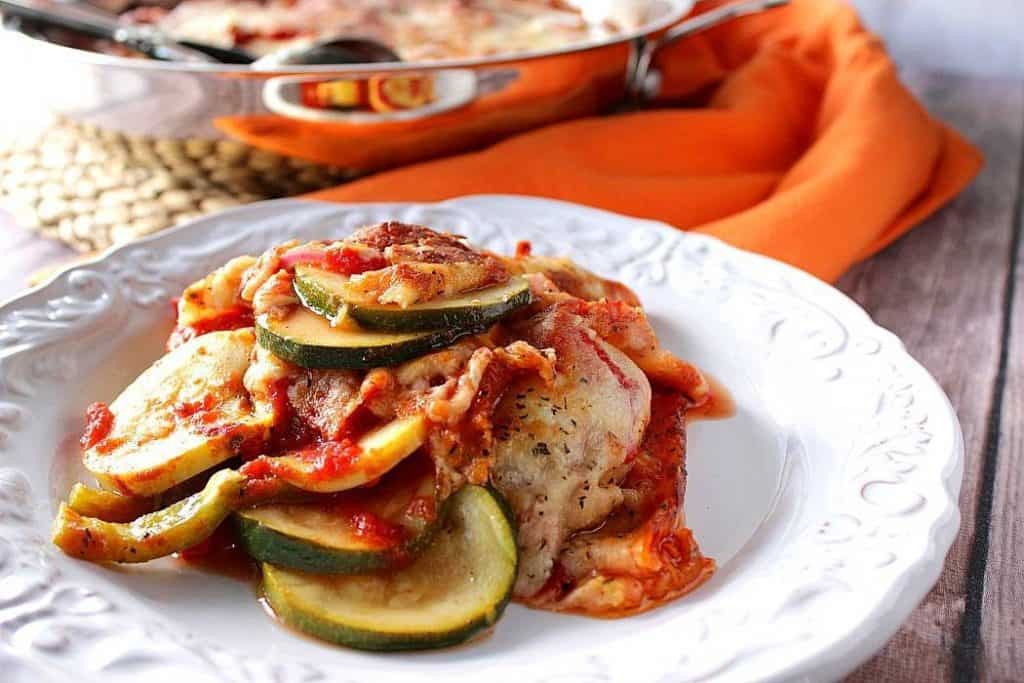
[0,196,963,683]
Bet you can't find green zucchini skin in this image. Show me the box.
[255,308,480,369]
[292,265,348,322]
[235,514,434,574]
[294,266,532,332]
[235,457,438,574]
[261,486,518,652]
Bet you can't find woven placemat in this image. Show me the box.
[0,117,358,253]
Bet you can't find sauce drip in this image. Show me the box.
[687,373,735,421]
[179,523,258,582]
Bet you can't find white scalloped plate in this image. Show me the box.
[0,196,962,683]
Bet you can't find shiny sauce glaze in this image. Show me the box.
[686,372,735,421]
[178,522,259,582]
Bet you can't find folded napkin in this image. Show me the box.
[292,0,977,282]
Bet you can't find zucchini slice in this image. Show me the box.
[242,415,427,493]
[53,469,247,563]
[262,485,517,651]
[236,455,437,573]
[256,307,475,369]
[295,266,532,332]
[83,328,273,497]
[53,470,305,564]
[67,483,156,523]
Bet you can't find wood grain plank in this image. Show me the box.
[837,71,1024,681]
[979,117,1024,681]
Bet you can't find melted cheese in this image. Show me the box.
[152,0,630,60]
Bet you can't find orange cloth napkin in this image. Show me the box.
[295,0,981,282]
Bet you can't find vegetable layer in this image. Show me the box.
[256,308,477,369]
[242,415,427,493]
[295,265,532,332]
[67,484,156,522]
[54,470,250,563]
[236,455,438,573]
[55,416,428,563]
[83,329,273,497]
[261,485,517,651]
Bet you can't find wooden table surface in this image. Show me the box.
[2,4,1023,682]
[837,72,1023,683]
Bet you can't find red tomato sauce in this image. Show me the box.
[349,510,406,548]
[80,402,115,449]
[265,379,320,453]
[239,456,273,479]
[174,394,218,421]
[296,440,362,481]
[168,307,255,350]
[93,436,127,455]
[405,495,436,521]
[686,373,735,421]
[179,523,258,582]
[240,440,362,483]
[324,245,388,275]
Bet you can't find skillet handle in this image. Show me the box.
[627,0,790,101]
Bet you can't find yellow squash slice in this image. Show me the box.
[84,328,272,496]
[243,415,428,493]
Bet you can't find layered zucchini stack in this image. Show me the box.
[259,265,532,368]
[53,258,532,651]
[249,478,518,651]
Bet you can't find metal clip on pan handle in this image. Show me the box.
[628,0,790,101]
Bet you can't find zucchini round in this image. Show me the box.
[256,307,475,369]
[66,483,156,523]
[294,265,532,332]
[236,456,437,573]
[83,328,272,497]
[262,485,517,651]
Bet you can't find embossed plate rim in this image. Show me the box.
[0,195,963,683]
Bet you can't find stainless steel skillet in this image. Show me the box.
[1,0,786,169]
